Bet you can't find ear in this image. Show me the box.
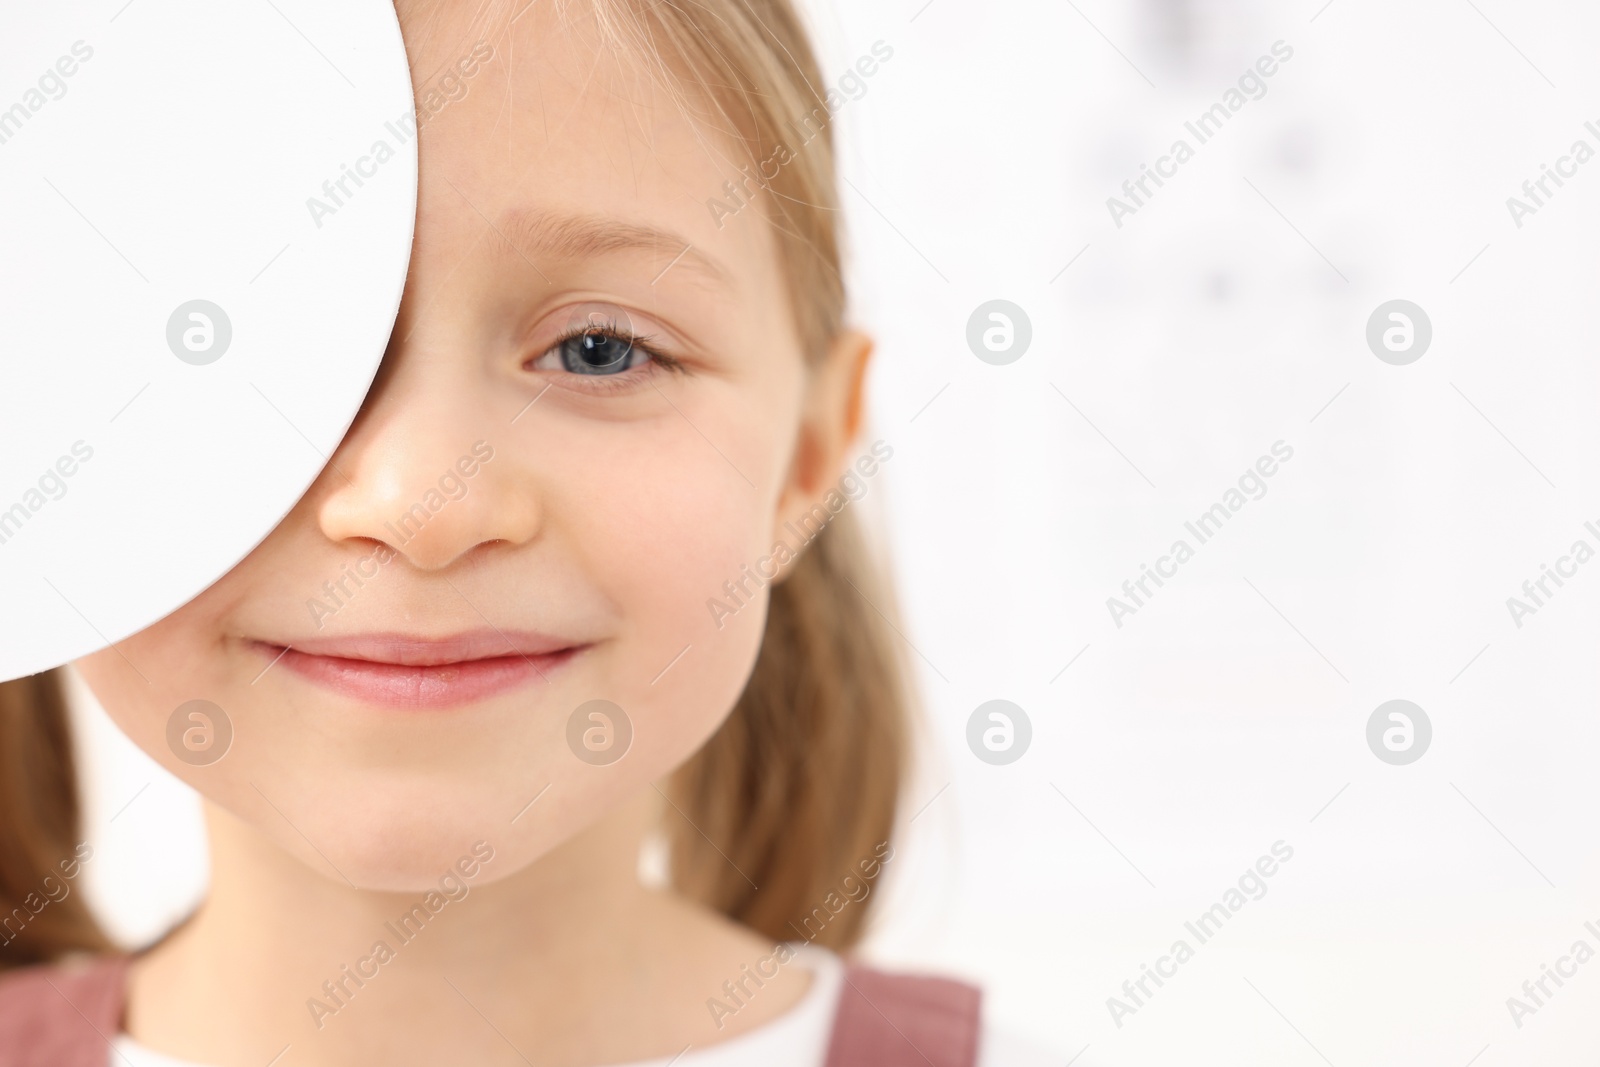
[772,328,874,549]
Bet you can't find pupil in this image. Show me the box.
[570,329,631,372]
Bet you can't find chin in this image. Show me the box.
[241,763,632,894]
[224,772,521,893]
[325,820,515,895]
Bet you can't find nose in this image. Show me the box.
[316,362,540,571]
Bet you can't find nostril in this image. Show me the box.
[316,435,532,577]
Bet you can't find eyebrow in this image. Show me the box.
[484,208,732,289]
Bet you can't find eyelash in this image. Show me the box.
[529,320,685,394]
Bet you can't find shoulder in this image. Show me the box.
[0,955,127,1067]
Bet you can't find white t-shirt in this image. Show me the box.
[110,945,1065,1067]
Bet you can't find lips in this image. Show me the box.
[251,630,583,708]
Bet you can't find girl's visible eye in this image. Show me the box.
[538,323,651,376]
[524,308,684,393]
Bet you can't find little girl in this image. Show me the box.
[0,1,1050,1063]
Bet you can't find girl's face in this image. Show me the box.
[76,2,863,890]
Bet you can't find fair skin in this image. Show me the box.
[74,4,872,1065]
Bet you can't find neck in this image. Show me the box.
[124,791,811,1067]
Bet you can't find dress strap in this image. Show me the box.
[0,954,128,1067]
[822,964,982,1067]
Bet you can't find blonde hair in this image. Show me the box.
[0,0,908,968]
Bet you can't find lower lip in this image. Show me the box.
[260,644,579,708]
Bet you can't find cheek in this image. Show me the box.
[71,503,301,760]
[76,616,207,746]
[545,360,802,625]
[72,597,255,799]
[543,374,799,746]
[549,389,794,713]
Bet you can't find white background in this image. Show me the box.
[71,1,1600,1064]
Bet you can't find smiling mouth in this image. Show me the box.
[249,631,584,709]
